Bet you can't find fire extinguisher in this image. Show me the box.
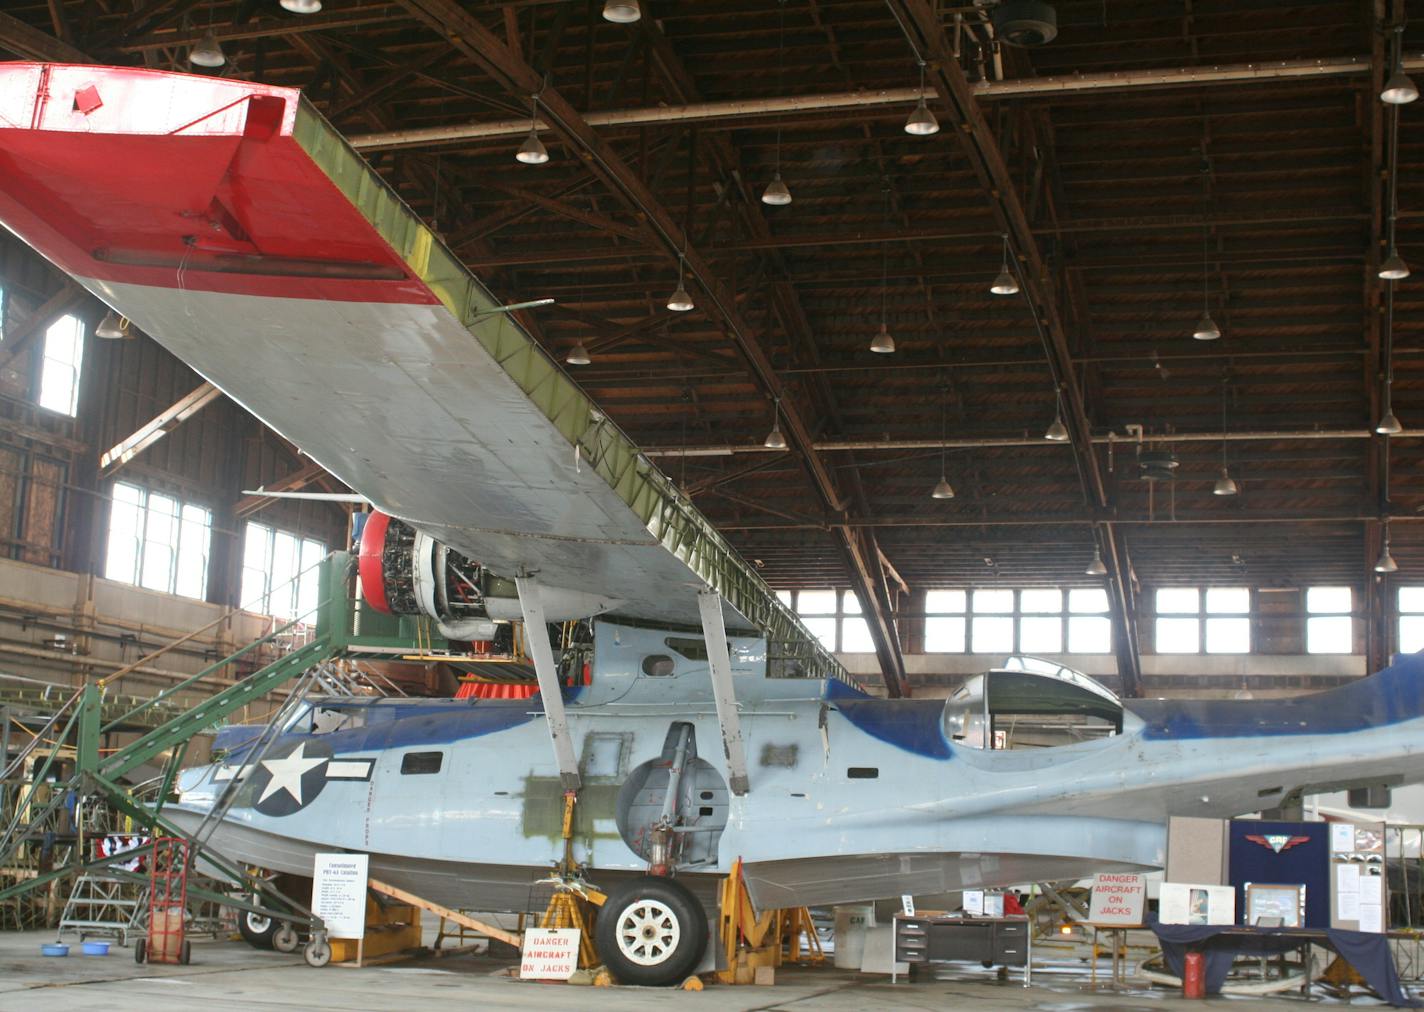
[1183,950,1206,999]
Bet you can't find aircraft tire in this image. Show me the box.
[238,909,277,950]
[595,876,708,986]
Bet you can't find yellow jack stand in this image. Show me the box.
[715,857,823,985]
[534,790,605,970]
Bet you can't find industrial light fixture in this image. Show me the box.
[667,253,694,312]
[1193,159,1221,340]
[763,2,793,206]
[95,310,127,339]
[1378,104,1407,436]
[1382,26,1419,105]
[1378,401,1404,435]
[764,398,787,450]
[1375,522,1399,573]
[904,64,940,136]
[1213,377,1238,495]
[1380,250,1410,280]
[279,0,322,13]
[1044,392,1069,442]
[871,189,895,352]
[762,173,792,206]
[565,341,591,366]
[930,384,953,499]
[870,323,895,354]
[602,0,641,23]
[189,28,225,67]
[1086,547,1108,576]
[989,234,1019,295]
[516,96,549,165]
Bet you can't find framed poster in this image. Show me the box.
[1245,883,1305,928]
[1160,882,1235,925]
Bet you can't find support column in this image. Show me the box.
[515,575,580,791]
[696,590,750,796]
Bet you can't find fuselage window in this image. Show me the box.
[847,767,879,779]
[400,751,443,775]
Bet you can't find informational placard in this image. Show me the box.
[1160,882,1235,926]
[1088,872,1146,925]
[520,927,580,980]
[900,894,915,916]
[312,852,369,939]
[963,889,984,916]
[982,893,1004,918]
[1330,820,1387,932]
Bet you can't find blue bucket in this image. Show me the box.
[40,943,69,957]
[81,940,110,956]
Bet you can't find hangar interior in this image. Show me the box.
[1,0,1424,1008]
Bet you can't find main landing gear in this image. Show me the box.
[595,876,708,987]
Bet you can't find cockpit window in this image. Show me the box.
[943,659,1123,750]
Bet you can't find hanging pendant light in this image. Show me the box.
[1193,312,1221,341]
[1380,249,1411,280]
[280,0,322,13]
[189,28,226,67]
[905,64,940,136]
[667,253,694,312]
[1213,376,1237,494]
[1378,403,1404,435]
[1382,27,1419,104]
[930,384,953,498]
[565,341,591,366]
[870,322,895,354]
[95,310,127,340]
[762,172,792,206]
[516,96,549,164]
[602,0,641,23]
[1086,547,1108,576]
[1375,522,1399,573]
[764,398,787,450]
[870,188,895,353]
[1193,160,1222,340]
[989,235,1019,295]
[1044,404,1070,442]
[762,3,793,206]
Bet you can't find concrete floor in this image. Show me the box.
[0,928,1380,1011]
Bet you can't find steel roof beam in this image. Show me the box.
[886,0,1142,695]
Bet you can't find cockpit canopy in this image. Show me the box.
[942,655,1125,749]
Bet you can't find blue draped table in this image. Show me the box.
[1148,919,1420,1007]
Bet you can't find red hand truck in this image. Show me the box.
[134,837,191,965]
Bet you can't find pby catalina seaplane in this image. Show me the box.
[2,64,1423,986]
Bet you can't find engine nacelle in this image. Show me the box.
[356,512,620,639]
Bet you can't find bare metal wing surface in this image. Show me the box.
[0,63,845,681]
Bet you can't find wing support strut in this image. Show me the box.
[697,591,750,796]
[515,575,581,791]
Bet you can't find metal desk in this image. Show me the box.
[892,913,1031,985]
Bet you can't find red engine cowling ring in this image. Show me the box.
[357,511,392,614]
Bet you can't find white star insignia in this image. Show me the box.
[258,743,327,806]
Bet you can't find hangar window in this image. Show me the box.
[925,589,967,652]
[1399,588,1424,655]
[787,589,871,652]
[1306,586,1353,654]
[926,588,1112,656]
[104,482,212,599]
[240,522,325,621]
[38,314,85,417]
[1154,586,1250,654]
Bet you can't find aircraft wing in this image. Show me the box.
[0,63,846,681]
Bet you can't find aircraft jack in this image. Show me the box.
[715,857,824,986]
[535,790,604,969]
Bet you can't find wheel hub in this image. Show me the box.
[615,899,680,967]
